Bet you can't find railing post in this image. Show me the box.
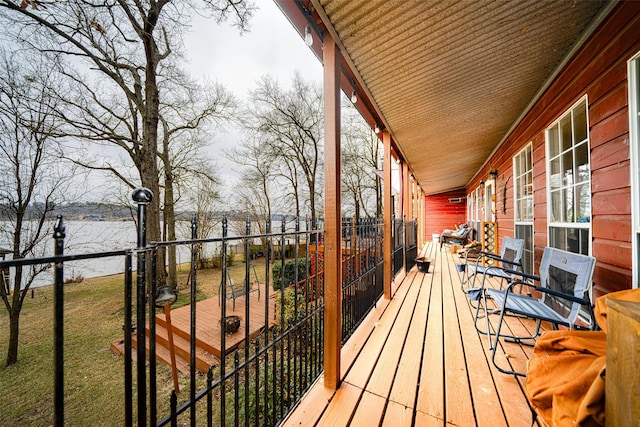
[53,216,65,427]
[190,213,198,427]
[132,187,152,426]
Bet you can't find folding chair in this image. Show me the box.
[463,236,524,295]
[483,247,597,376]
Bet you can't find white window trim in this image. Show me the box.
[513,143,534,274]
[513,142,534,225]
[629,51,640,289]
[544,95,592,255]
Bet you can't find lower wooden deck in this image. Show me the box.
[284,241,544,427]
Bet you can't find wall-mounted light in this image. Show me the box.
[374,123,380,133]
[480,180,485,189]
[304,24,313,46]
[489,169,498,181]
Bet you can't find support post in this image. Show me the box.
[323,33,342,390]
[383,131,393,299]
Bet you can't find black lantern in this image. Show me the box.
[155,285,177,308]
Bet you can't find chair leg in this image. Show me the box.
[490,308,527,377]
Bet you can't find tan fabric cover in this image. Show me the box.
[526,289,640,426]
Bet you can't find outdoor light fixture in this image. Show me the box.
[304,24,313,46]
[374,123,380,133]
[156,285,179,393]
[351,89,358,104]
[155,285,178,307]
[489,169,498,181]
[480,180,485,189]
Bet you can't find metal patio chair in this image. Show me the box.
[482,247,597,376]
[462,236,525,296]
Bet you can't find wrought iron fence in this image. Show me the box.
[392,218,404,274]
[404,220,417,272]
[0,190,393,426]
[341,218,384,343]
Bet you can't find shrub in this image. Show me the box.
[271,258,307,291]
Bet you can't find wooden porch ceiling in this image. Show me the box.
[276,0,613,195]
[283,241,547,426]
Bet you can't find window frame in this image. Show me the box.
[629,51,640,289]
[545,95,592,256]
[513,143,534,274]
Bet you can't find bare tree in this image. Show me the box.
[227,135,274,220]
[159,76,235,286]
[180,167,222,270]
[341,103,382,218]
[0,0,255,282]
[0,49,77,366]
[245,73,323,222]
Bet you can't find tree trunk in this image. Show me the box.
[162,155,178,288]
[6,308,20,366]
[6,267,24,366]
[140,12,166,285]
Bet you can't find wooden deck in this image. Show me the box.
[111,284,277,373]
[283,241,544,427]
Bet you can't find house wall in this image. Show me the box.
[466,1,640,298]
[423,189,467,240]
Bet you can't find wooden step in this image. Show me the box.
[146,323,218,373]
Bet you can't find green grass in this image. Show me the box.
[0,261,272,426]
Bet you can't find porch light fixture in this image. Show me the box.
[304,24,313,46]
[155,285,179,393]
[155,285,178,307]
[489,169,498,181]
[480,180,485,189]
[351,89,357,104]
[374,123,380,133]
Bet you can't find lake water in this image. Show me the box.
[2,219,296,289]
[3,220,211,289]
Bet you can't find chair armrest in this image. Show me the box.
[504,279,537,293]
[503,269,539,282]
[533,286,591,305]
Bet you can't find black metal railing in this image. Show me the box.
[341,218,384,343]
[404,220,417,272]
[0,189,395,426]
[149,215,325,426]
[392,218,404,274]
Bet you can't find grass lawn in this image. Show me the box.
[0,260,272,426]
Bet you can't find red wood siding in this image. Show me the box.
[465,1,640,295]
[423,189,467,241]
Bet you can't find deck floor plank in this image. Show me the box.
[382,401,413,427]
[442,253,477,426]
[343,276,414,388]
[366,273,422,398]
[283,241,545,427]
[315,382,362,427]
[447,260,509,427]
[349,391,386,426]
[415,249,445,420]
[388,274,430,407]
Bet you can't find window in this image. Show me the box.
[546,98,591,255]
[513,144,534,274]
[470,187,482,244]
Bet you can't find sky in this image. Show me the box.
[182,1,323,197]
